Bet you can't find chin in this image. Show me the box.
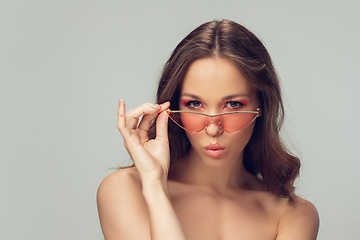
[197,148,242,169]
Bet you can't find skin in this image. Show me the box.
[97,58,319,240]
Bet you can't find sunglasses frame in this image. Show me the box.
[166,108,260,133]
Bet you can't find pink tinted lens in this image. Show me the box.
[179,112,210,132]
[169,112,208,132]
[214,112,258,132]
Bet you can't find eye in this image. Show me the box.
[185,101,203,109]
[224,101,244,110]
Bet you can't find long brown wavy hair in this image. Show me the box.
[146,19,300,200]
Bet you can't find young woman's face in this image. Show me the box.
[179,57,259,167]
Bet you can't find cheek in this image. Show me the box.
[230,122,256,151]
[184,132,200,147]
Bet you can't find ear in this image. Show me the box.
[257,108,262,117]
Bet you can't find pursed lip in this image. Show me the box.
[204,143,225,150]
[204,143,226,158]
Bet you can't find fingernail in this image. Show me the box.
[150,104,160,109]
[119,99,123,107]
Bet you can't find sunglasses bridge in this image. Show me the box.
[202,117,224,131]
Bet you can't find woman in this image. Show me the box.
[97,20,319,240]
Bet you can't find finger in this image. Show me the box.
[117,101,142,153]
[137,114,155,145]
[159,101,171,110]
[155,110,169,143]
[137,102,170,144]
[125,103,162,130]
[128,101,170,131]
[117,100,131,139]
[137,109,160,132]
[137,101,170,133]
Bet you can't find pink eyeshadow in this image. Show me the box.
[240,100,249,106]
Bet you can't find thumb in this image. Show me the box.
[155,110,169,143]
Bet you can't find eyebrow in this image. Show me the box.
[180,93,202,100]
[221,94,250,101]
[180,93,250,101]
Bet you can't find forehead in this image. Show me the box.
[181,58,255,99]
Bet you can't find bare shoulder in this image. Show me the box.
[98,167,141,191]
[97,167,151,240]
[97,167,143,207]
[276,196,320,240]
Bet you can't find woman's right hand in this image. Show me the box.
[117,100,171,187]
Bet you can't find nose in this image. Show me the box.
[204,121,223,136]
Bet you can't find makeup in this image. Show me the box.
[181,98,192,106]
[221,99,249,110]
[181,98,205,109]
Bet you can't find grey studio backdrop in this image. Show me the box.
[1,0,359,239]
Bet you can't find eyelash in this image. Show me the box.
[223,101,245,110]
[185,101,203,109]
[184,100,245,110]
